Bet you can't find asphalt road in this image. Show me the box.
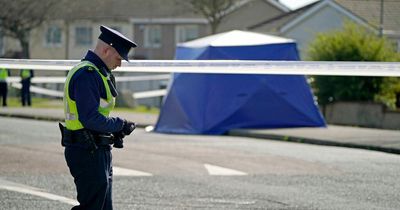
[0,117,399,210]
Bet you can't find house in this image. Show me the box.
[249,0,400,58]
[0,0,290,60]
[0,0,290,107]
[217,0,289,32]
[26,0,208,60]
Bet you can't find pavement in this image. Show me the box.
[1,107,400,155]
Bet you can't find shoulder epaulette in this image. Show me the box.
[87,66,95,71]
[80,65,96,72]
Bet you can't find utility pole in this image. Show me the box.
[379,0,384,37]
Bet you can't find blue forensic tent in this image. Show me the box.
[155,30,325,134]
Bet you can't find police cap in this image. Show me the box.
[98,25,137,62]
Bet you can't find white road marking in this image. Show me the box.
[113,166,153,176]
[204,164,247,176]
[0,178,78,206]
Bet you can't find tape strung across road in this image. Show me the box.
[132,89,167,99]
[1,59,400,77]
[11,83,64,97]
[6,74,171,84]
[11,83,167,99]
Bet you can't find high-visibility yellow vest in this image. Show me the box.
[64,61,115,130]
[0,68,8,81]
[21,69,31,79]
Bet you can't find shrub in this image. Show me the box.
[307,22,400,106]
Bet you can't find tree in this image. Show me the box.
[184,0,235,34]
[0,0,59,58]
[307,22,400,106]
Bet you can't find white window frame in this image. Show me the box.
[75,26,93,46]
[144,25,162,48]
[44,25,62,47]
[175,25,199,44]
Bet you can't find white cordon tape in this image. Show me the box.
[1,59,400,77]
[11,83,167,99]
[6,74,171,84]
[11,83,63,97]
[132,89,168,99]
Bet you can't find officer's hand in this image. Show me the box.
[112,131,125,148]
[122,120,136,136]
[113,136,124,148]
[113,131,125,139]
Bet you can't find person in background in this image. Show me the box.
[20,69,34,106]
[0,68,10,107]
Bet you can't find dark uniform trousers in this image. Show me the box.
[0,82,7,106]
[21,79,31,106]
[65,145,113,210]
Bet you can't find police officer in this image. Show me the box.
[61,25,137,210]
[20,69,34,106]
[0,68,10,107]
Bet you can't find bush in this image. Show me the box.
[376,77,400,109]
[307,22,400,106]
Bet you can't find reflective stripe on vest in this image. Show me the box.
[0,69,8,81]
[21,69,31,79]
[64,61,115,130]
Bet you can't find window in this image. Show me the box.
[176,25,199,44]
[398,40,400,52]
[45,26,62,46]
[75,26,92,46]
[0,30,3,56]
[144,25,161,48]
